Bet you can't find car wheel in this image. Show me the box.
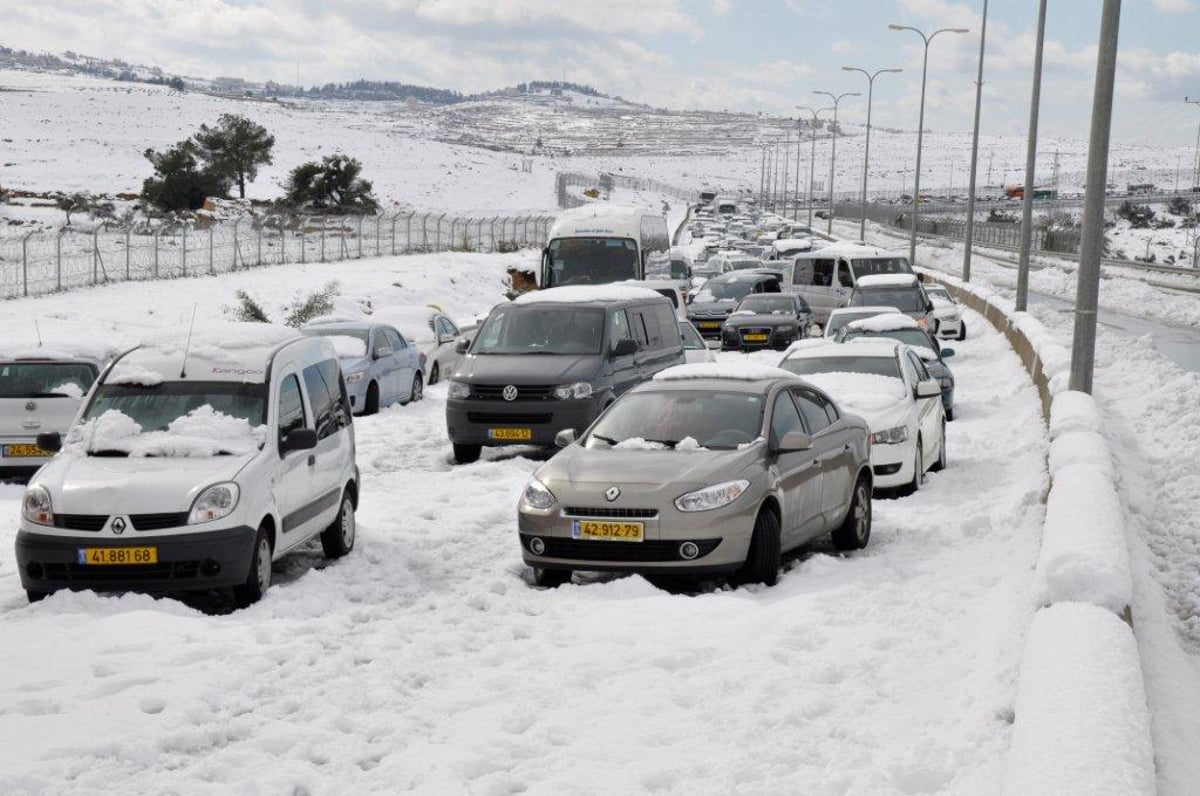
[930,424,947,472]
[320,490,356,559]
[363,382,380,415]
[233,526,272,608]
[958,321,967,341]
[409,373,424,403]
[533,567,572,588]
[26,589,50,604]
[429,362,440,385]
[832,475,872,551]
[453,443,482,464]
[738,508,781,586]
[905,439,924,496]
[946,406,955,422]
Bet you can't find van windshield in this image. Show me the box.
[850,257,912,278]
[546,237,639,288]
[473,306,605,355]
[0,362,96,399]
[84,381,268,431]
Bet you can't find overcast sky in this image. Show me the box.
[4,0,1199,146]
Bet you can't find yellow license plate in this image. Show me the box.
[743,334,769,342]
[698,322,721,329]
[572,520,644,542]
[489,427,532,441]
[2,443,44,458]
[77,547,158,566]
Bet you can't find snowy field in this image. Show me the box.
[0,247,1050,794]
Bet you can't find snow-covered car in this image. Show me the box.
[847,274,936,332]
[720,293,812,352]
[823,306,902,338]
[679,320,716,363]
[688,272,783,342]
[778,338,946,493]
[373,305,469,385]
[15,328,360,606]
[517,363,873,587]
[766,238,814,260]
[301,320,425,414]
[1,345,115,482]
[924,284,966,340]
[833,313,957,421]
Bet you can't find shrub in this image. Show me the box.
[987,208,1019,224]
[232,290,270,323]
[141,142,229,212]
[283,154,377,213]
[1116,201,1155,229]
[192,114,275,200]
[1167,196,1193,217]
[284,281,340,327]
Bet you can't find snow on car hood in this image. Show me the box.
[801,372,910,430]
[65,406,266,458]
[548,444,756,488]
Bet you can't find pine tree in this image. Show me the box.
[141,142,229,212]
[192,114,275,199]
[284,154,377,213]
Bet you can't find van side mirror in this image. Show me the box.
[611,338,638,358]
[36,432,62,453]
[554,429,577,448]
[775,430,813,452]
[280,428,318,453]
[454,338,471,354]
[917,272,926,283]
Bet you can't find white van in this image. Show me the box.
[540,204,670,289]
[782,243,915,326]
[15,328,359,606]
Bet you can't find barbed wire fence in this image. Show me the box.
[0,211,554,299]
[556,172,698,209]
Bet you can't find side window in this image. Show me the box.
[770,391,805,445]
[438,317,459,339]
[277,374,307,445]
[792,261,813,286]
[303,363,337,440]
[383,328,406,350]
[811,259,834,287]
[837,261,855,287]
[654,303,679,350]
[631,309,656,348]
[317,358,351,429]
[907,351,931,382]
[611,308,633,342]
[793,389,832,435]
[898,352,919,388]
[796,295,811,313]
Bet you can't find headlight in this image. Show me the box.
[521,477,556,510]
[675,479,750,512]
[22,485,54,526]
[345,371,366,384]
[448,380,471,399]
[552,382,594,400]
[870,425,909,445]
[188,482,240,525]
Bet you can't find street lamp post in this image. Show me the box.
[813,90,860,235]
[796,106,834,228]
[842,66,903,241]
[962,0,990,282]
[890,23,969,266]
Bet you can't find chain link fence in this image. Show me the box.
[0,211,554,299]
[835,201,1084,254]
[556,171,697,209]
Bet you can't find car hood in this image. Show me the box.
[541,444,758,489]
[688,302,737,317]
[33,453,254,514]
[454,353,603,385]
[724,312,800,328]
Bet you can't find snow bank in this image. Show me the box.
[514,285,663,305]
[1049,390,1104,439]
[655,362,797,382]
[1004,603,1154,796]
[1048,431,1112,478]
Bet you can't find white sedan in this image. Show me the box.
[373,305,470,385]
[925,285,966,341]
[778,338,946,493]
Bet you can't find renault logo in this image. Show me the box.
[605,486,621,502]
[25,401,37,412]
[502,385,518,402]
[111,517,127,535]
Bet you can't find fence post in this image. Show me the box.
[232,217,240,271]
[256,224,263,267]
[208,226,215,275]
[421,213,429,251]
[153,229,160,278]
[92,228,100,284]
[436,213,446,251]
[376,213,382,257]
[405,213,413,253]
[358,215,364,258]
[56,229,65,291]
[300,217,307,264]
[490,217,498,251]
[22,231,34,297]
[390,213,398,255]
[182,224,188,277]
[320,216,327,262]
[125,226,132,281]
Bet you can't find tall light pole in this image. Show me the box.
[842,66,902,241]
[1015,0,1048,312]
[794,118,803,222]
[796,106,834,228]
[962,0,989,282]
[813,90,860,235]
[890,23,969,266]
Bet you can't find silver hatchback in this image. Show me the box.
[517,364,874,587]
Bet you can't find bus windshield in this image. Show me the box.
[545,237,639,288]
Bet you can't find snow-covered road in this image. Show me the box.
[0,252,1048,794]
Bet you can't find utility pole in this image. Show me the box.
[759,146,767,205]
[797,106,833,228]
[1070,0,1122,395]
[1187,98,1200,189]
[1015,0,1048,312]
[794,119,803,221]
[814,90,860,235]
[843,66,903,241]
[962,0,989,282]
[782,131,791,218]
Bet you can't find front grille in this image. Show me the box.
[54,514,108,532]
[467,412,552,425]
[471,384,555,401]
[130,513,189,531]
[521,535,721,563]
[41,561,202,582]
[564,507,659,519]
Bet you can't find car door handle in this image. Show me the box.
[307,454,316,467]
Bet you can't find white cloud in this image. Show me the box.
[1152,0,1195,11]
[832,40,863,56]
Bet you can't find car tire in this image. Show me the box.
[429,362,440,385]
[363,382,380,415]
[831,475,872,551]
[26,589,50,604]
[233,526,272,608]
[958,321,967,341]
[738,508,781,587]
[930,424,947,472]
[453,443,482,464]
[905,439,924,496]
[946,406,955,422]
[409,373,424,403]
[320,490,356,559]
[533,567,571,588]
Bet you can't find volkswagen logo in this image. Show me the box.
[25,401,37,412]
[111,517,127,535]
[605,486,621,502]
[502,385,519,402]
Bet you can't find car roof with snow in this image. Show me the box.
[649,362,803,389]
[844,313,920,332]
[0,339,125,364]
[783,338,904,362]
[513,284,668,306]
[102,325,318,385]
[855,274,920,289]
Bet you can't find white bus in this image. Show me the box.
[540,204,671,289]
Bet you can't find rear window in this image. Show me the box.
[780,355,901,379]
[850,288,925,312]
[0,362,97,399]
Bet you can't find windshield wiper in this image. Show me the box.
[643,439,680,448]
[591,434,618,445]
[88,449,130,457]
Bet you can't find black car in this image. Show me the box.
[687,272,783,341]
[721,294,812,351]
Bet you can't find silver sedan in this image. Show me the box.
[517,365,874,588]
